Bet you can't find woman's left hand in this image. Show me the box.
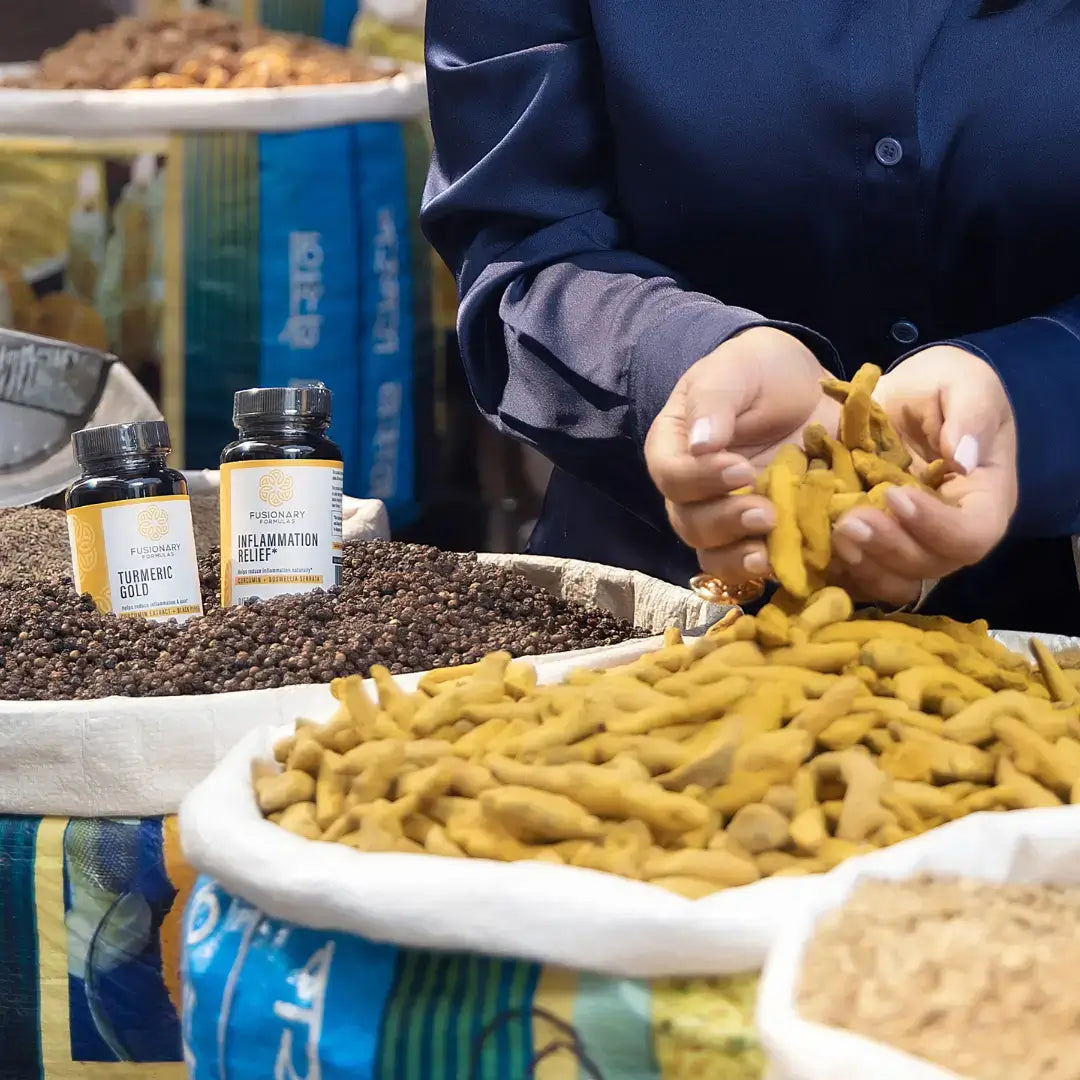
[829,345,1018,607]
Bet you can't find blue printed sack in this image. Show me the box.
[207,0,360,45]
[0,814,196,1079]
[183,877,765,1080]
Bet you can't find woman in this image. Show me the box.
[421,0,1080,634]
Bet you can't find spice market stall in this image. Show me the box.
[172,364,1080,1079]
[0,482,716,1073]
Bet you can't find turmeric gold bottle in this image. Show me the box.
[65,420,204,622]
[219,385,344,607]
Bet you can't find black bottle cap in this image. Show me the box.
[71,420,171,465]
[233,385,332,427]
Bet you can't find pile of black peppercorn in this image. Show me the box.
[0,508,73,586]
[0,541,645,701]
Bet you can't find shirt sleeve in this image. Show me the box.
[941,294,1080,538]
[420,0,831,525]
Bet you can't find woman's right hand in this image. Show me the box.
[644,326,837,586]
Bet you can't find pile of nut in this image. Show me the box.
[0,542,642,700]
[4,11,393,91]
[799,876,1080,1080]
[257,585,1080,898]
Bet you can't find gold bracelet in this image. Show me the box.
[689,573,767,607]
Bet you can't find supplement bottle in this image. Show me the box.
[66,420,204,621]
[220,385,343,607]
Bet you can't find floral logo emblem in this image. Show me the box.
[258,468,294,507]
[137,506,169,540]
[70,515,98,573]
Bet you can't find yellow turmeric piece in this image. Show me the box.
[766,444,811,597]
[992,716,1078,795]
[755,603,792,648]
[789,676,867,737]
[726,803,791,854]
[315,750,349,829]
[798,471,834,574]
[649,875,722,899]
[1031,638,1080,706]
[796,587,854,634]
[889,724,996,784]
[838,364,880,452]
[789,806,828,854]
[851,449,923,490]
[256,770,316,814]
[804,423,861,492]
[286,736,325,776]
[479,786,603,843]
[643,848,760,887]
[769,642,860,673]
[917,458,947,489]
[277,801,322,841]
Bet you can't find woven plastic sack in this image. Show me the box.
[0,555,716,819]
[756,806,1080,1080]
[182,876,767,1080]
[0,812,195,1077]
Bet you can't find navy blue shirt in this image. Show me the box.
[422,0,1080,634]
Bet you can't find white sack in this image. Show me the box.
[756,806,1080,1080]
[179,737,818,980]
[180,635,827,980]
[476,552,725,633]
[0,556,704,818]
[179,630,1080,979]
[0,65,426,137]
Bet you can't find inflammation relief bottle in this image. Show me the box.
[66,420,204,621]
[220,385,343,607]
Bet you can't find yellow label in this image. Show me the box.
[66,495,204,622]
[220,459,344,607]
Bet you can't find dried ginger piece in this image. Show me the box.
[799,877,1080,1080]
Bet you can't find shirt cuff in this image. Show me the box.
[911,318,1080,537]
[629,301,837,446]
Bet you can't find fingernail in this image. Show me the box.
[743,551,770,575]
[688,417,714,452]
[836,517,873,543]
[740,507,774,532]
[886,487,917,520]
[953,434,979,476]
[721,463,755,488]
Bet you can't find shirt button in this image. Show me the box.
[874,137,903,166]
[891,319,919,345]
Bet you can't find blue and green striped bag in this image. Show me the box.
[207,0,359,44]
[0,814,195,1080]
[173,117,434,529]
[182,878,766,1080]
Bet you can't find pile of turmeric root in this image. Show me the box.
[753,364,949,597]
[256,584,1080,900]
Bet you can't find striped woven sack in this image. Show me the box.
[182,878,766,1080]
[0,815,196,1080]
